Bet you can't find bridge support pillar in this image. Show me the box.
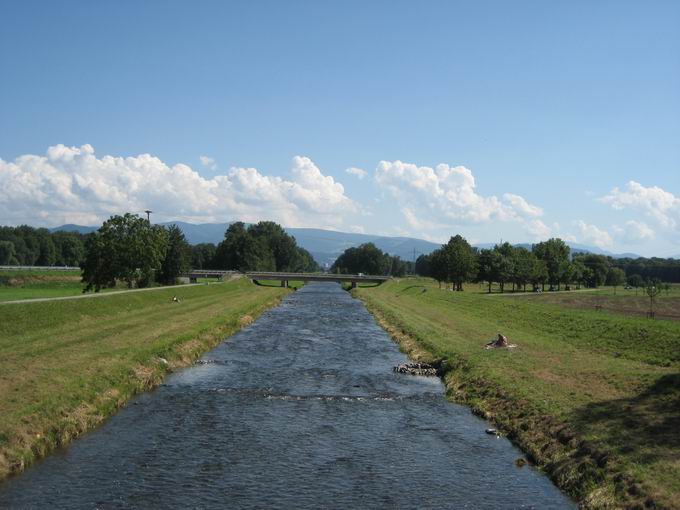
[351,281,357,289]
[281,280,288,288]
[190,277,197,283]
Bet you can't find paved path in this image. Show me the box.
[484,288,599,297]
[0,282,215,305]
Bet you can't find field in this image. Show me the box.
[520,287,680,321]
[0,278,287,480]
[356,278,680,509]
[0,269,85,302]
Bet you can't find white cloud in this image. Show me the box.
[526,219,552,240]
[575,220,613,249]
[401,207,442,231]
[612,220,655,243]
[503,193,543,217]
[600,181,680,229]
[0,145,357,228]
[374,160,543,228]
[345,167,367,180]
[199,155,216,170]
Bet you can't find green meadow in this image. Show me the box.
[0,269,85,302]
[356,278,680,509]
[0,278,286,480]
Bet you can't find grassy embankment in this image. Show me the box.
[0,269,87,302]
[0,278,287,481]
[355,279,679,509]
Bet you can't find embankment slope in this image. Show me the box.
[0,279,286,481]
[356,279,680,509]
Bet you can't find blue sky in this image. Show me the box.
[1,0,678,256]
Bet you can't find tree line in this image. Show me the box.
[80,216,319,291]
[415,236,659,292]
[0,226,87,266]
[330,243,412,276]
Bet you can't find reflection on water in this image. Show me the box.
[0,283,574,509]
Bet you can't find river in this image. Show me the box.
[0,283,574,509]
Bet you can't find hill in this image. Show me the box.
[50,222,640,266]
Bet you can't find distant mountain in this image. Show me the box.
[475,242,640,259]
[51,224,98,235]
[50,222,441,266]
[51,222,641,265]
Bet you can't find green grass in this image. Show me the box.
[357,279,680,508]
[0,278,286,480]
[0,269,85,302]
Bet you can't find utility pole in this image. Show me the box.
[145,210,153,223]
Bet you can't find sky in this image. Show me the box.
[0,0,678,256]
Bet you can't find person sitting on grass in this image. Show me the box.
[485,333,516,349]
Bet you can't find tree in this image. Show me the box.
[606,267,626,293]
[213,221,318,272]
[213,222,275,271]
[158,225,191,285]
[443,235,477,291]
[249,221,299,271]
[645,278,662,319]
[477,249,499,293]
[191,243,217,269]
[571,258,587,289]
[530,258,548,291]
[429,248,449,289]
[35,229,56,266]
[81,213,169,292]
[0,240,16,265]
[628,274,645,289]
[578,254,609,287]
[512,247,535,292]
[53,232,85,266]
[533,238,570,290]
[331,243,390,275]
[415,254,431,277]
[495,243,515,293]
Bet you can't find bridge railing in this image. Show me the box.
[0,265,80,271]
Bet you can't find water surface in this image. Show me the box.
[0,283,574,509]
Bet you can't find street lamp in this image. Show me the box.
[145,210,153,223]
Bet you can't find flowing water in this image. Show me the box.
[0,283,574,509]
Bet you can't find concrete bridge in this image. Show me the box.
[246,272,390,288]
[181,270,240,283]
[181,270,390,287]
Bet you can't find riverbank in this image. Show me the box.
[355,279,680,509]
[0,278,287,481]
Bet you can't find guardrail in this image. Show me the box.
[0,265,80,271]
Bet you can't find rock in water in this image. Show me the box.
[392,362,438,376]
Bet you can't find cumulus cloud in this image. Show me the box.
[575,220,613,249]
[502,193,543,218]
[612,220,655,244]
[0,145,357,228]
[345,167,367,180]
[526,219,552,240]
[374,160,543,230]
[199,155,216,170]
[600,181,680,229]
[401,207,442,231]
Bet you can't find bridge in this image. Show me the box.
[181,270,240,283]
[246,272,390,288]
[180,270,389,287]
